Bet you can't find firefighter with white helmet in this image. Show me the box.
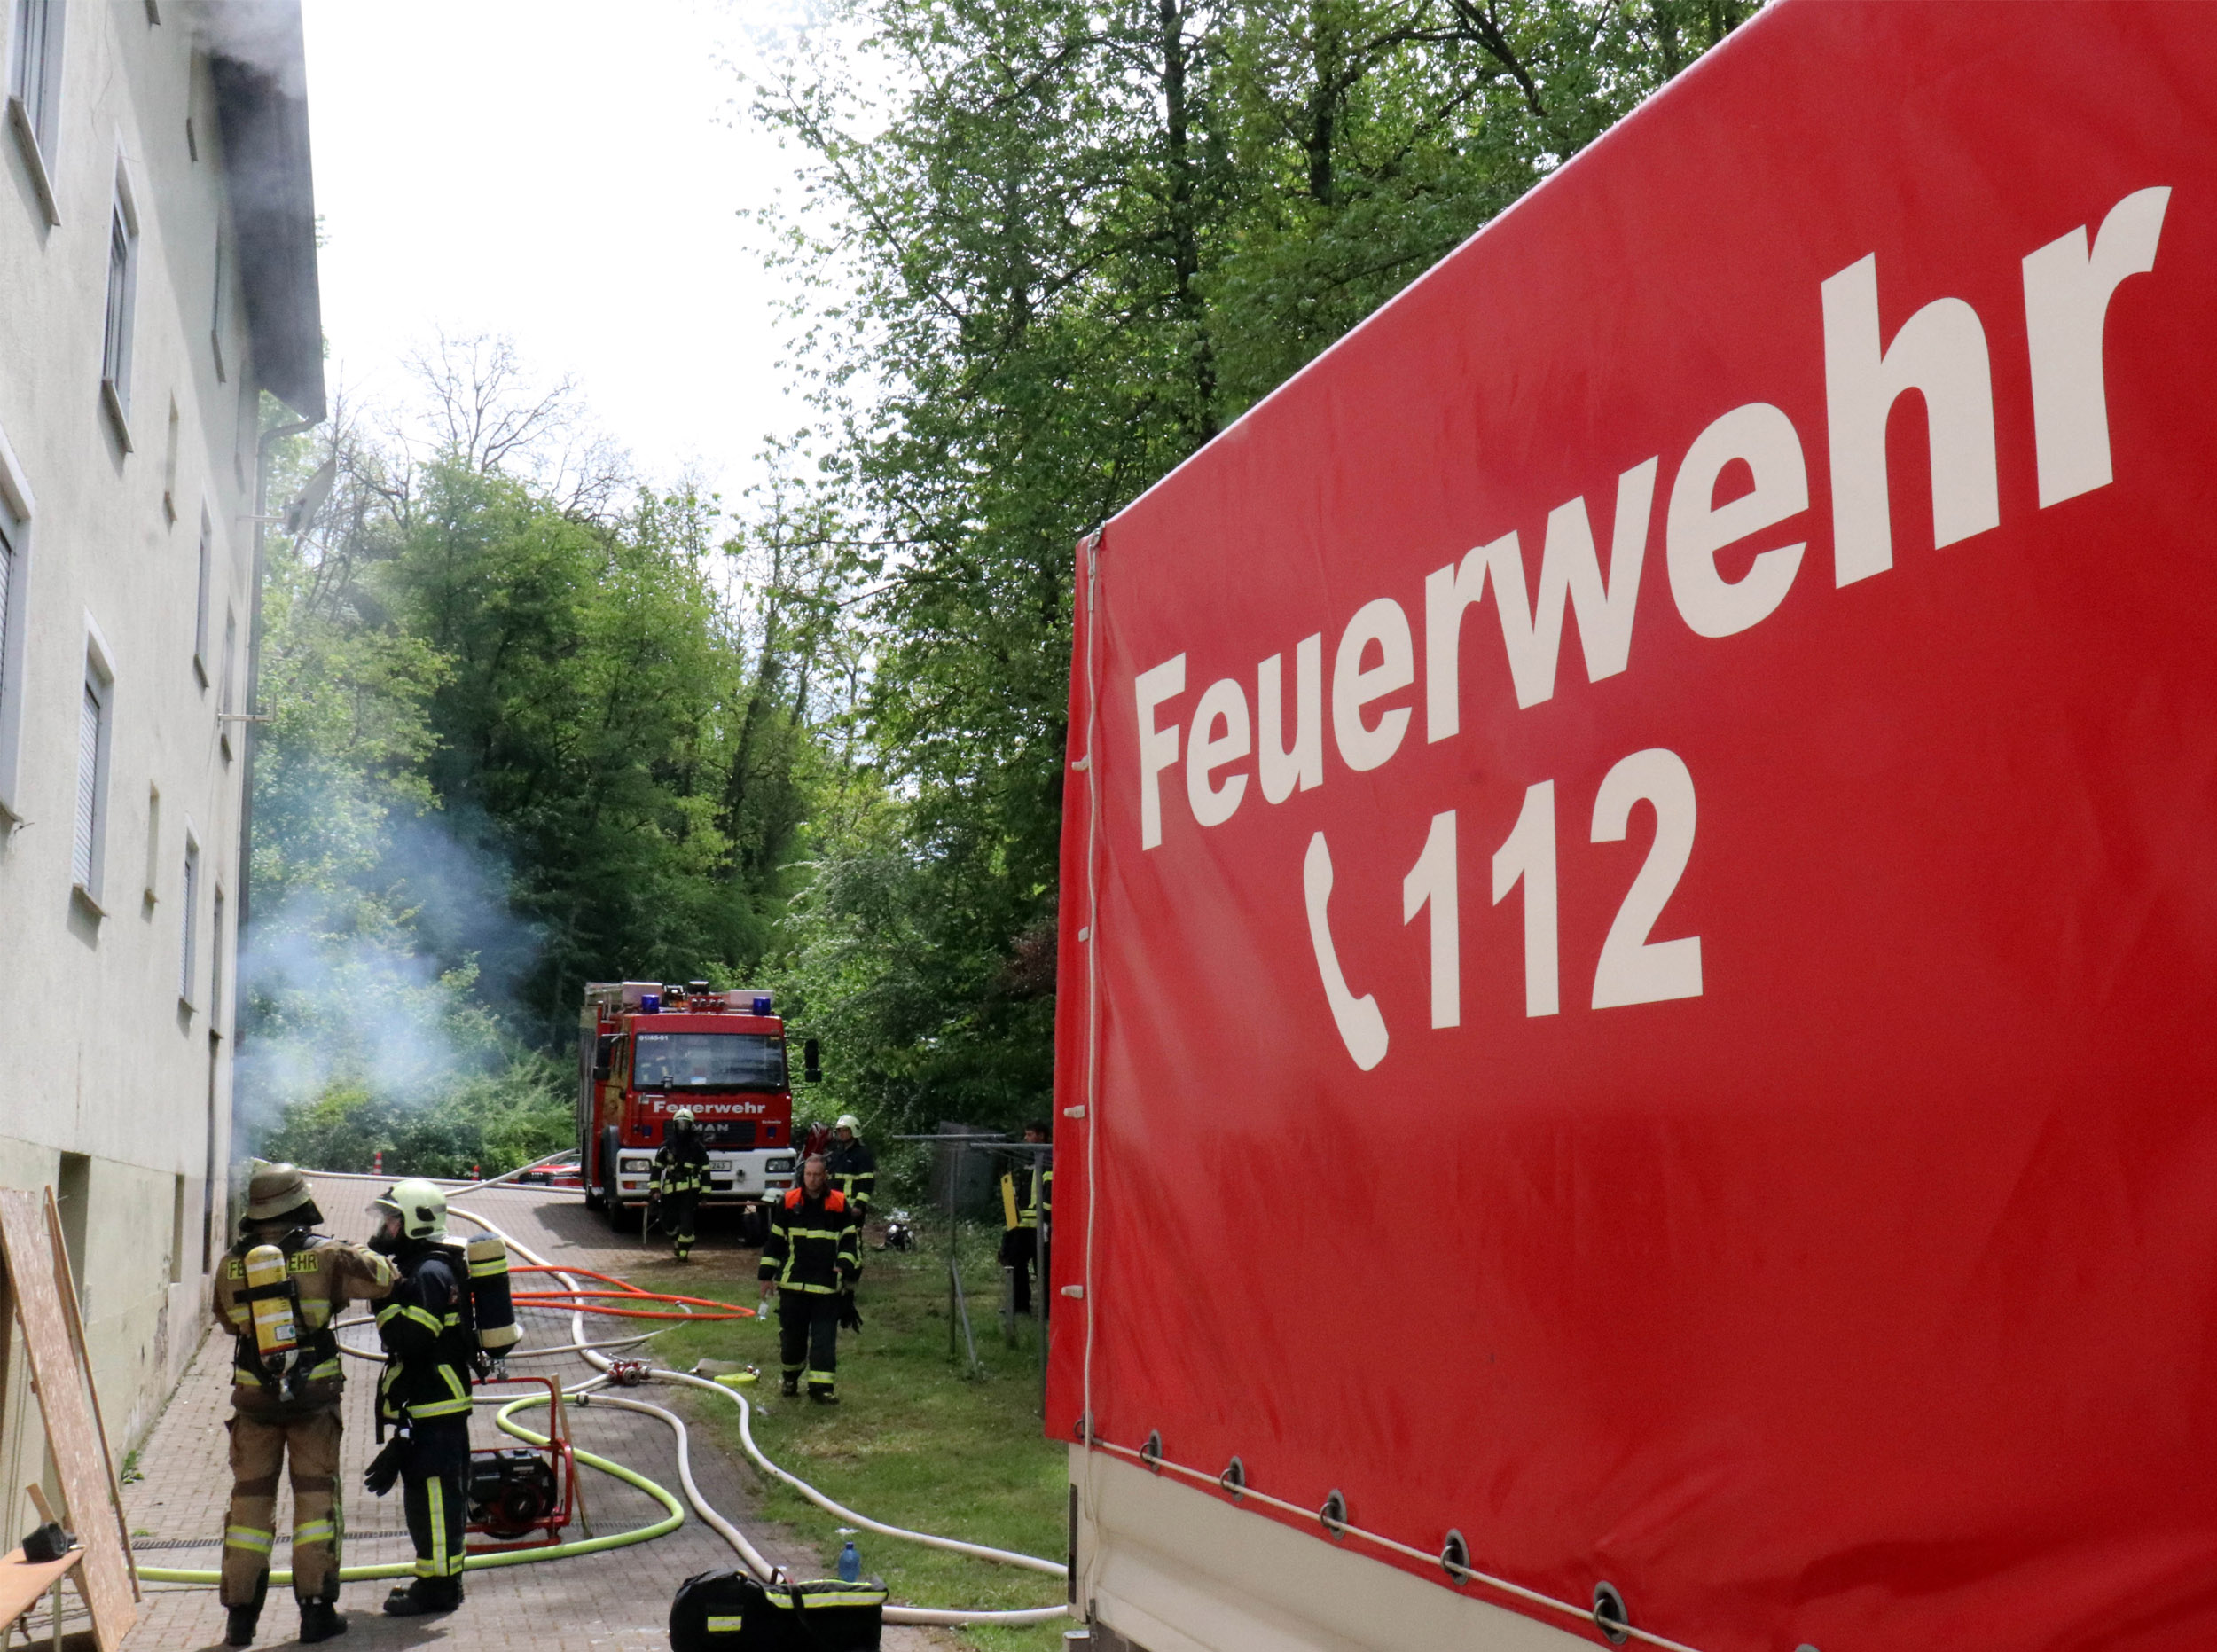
[652,1107,712,1261]
[825,1113,876,1223]
[364,1178,475,1618]
[210,1162,394,1646]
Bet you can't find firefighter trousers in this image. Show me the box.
[999,1227,1038,1316]
[222,1405,344,1606]
[662,1189,699,1260]
[401,1418,470,1583]
[777,1291,842,1396]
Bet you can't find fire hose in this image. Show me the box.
[445,1203,1072,1627]
[133,1392,686,1586]
[137,1191,1068,1625]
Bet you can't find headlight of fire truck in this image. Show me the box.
[620,1155,654,1174]
[764,1157,795,1173]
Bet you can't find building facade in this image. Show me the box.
[0,0,321,1499]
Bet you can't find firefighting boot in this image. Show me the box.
[780,1373,801,1398]
[299,1598,347,1641]
[224,1605,259,1647]
[382,1578,463,1616]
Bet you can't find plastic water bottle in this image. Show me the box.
[837,1538,861,1583]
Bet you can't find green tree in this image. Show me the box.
[745,0,1754,1144]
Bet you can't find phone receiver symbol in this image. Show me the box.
[1304,831,1389,1070]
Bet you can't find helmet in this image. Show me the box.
[834,1114,861,1134]
[369,1178,448,1244]
[245,1161,317,1224]
[672,1108,695,1131]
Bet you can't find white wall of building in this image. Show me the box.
[0,0,320,1516]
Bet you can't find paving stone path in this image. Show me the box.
[120,1175,952,1651]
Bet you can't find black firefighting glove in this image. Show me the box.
[364,1432,410,1497]
[837,1290,863,1333]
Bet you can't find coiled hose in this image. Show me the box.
[445,1202,1071,1627]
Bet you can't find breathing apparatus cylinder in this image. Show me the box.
[467,1235,521,1356]
[243,1243,300,1381]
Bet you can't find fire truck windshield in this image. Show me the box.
[631,1032,787,1092]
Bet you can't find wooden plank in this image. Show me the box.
[0,1192,135,1650]
[41,1196,137,1601]
[0,1546,81,1624]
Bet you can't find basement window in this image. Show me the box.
[6,0,63,225]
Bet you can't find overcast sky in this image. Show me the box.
[301,0,811,513]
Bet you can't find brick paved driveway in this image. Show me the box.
[121,1176,952,1651]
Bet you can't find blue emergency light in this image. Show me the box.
[752,994,772,1014]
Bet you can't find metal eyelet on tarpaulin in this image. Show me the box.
[1594,1581,1632,1646]
[1218,1457,1245,1501]
[1439,1529,1470,1585]
[1139,1430,1163,1472]
[1318,1489,1348,1540]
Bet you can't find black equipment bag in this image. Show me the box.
[740,1202,771,1249]
[670,1568,886,1651]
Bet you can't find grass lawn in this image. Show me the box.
[650,1221,1069,1652]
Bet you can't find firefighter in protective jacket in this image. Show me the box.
[365,1179,476,1618]
[998,1121,1052,1317]
[653,1107,711,1261]
[210,1162,395,1648]
[825,1114,876,1221]
[758,1155,861,1402]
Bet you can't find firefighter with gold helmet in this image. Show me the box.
[363,1178,477,1618]
[210,1162,395,1647]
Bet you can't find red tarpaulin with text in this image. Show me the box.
[1047,4,2217,1648]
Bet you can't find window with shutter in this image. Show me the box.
[193,510,212,677]
[102,210,129,384]
[180,838,199,1003]
[9,0,59,154]
[73,678,100,889]
[211,886,226,1022]
[0,515,12,724]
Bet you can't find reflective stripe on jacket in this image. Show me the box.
[213,1229,394,1413]
[759,1187,860,1293]
[825,1140,876,1210]
[375,1247,476,1426]
[653,1137,711,1196]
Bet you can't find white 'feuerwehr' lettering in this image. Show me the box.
[1132,186,2168,847]
[1257,635,1323,803]
[1821,254,2000,586]
[1332,599,1413,772]
[1186,677,1251,828]
[1424,459,1657,736]
[1666,403,1808,638]
[2023,185,2169,508]
[1134,654,1186,849]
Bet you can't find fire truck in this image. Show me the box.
[576,980,820,1230]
